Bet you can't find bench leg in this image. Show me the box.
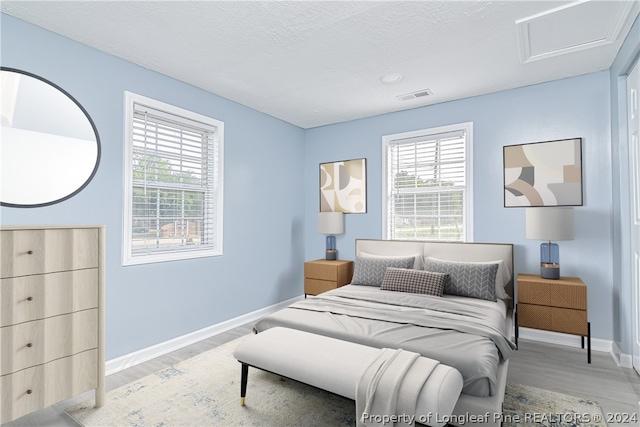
[240,363,248,406]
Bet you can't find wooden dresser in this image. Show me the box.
[304,259,353,297]
[516,273,590,363]
[0,225,105,423]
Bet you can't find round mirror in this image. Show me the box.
[1,67,101,207]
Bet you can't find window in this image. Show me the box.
[123,92,224,265]
[382,123,472,242]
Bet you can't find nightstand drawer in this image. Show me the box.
[304,260,353,284]
[304,278,338,296]
[519,303,588,336]
[550,307,588,335]
[518,275,586,310]
[518,303,551,330]
[304,262,339,281]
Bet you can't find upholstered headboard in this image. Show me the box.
[355,239,514,307]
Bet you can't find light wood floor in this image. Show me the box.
[3,323,638,427]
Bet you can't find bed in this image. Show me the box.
[254,239,516,426]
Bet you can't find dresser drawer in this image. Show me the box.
[0,349,98,424]
[1,269,98,327]
[1,228,99,278]
[0,309,98,376]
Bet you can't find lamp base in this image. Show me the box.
[325,249,337,261]
[540,263,560,280]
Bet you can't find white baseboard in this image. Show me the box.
[516,327,612,353]
[611,341,634,369]
[517,327,639,369]
[105,295,304,376]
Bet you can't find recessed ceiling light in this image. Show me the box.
[380,73,403,84]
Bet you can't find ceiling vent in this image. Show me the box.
[396,89,433,101]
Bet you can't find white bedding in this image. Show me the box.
[254,284,515,397]
[442,295,508,318]
[339,283,508,317]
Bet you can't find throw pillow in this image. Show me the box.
[423,259,498,301]
[351,255,416,287]
[381,267,446,296]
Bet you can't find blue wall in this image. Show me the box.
[3,11,635,357]
[610,14,640,355]
[304,72,615,341]
[1,14,306,360]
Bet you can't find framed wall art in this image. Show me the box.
[320,158,366,213]
[504,138,582,207]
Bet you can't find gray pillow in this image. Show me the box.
[423,259,498,301]
[381,267,446,296]
[351,255,416,287]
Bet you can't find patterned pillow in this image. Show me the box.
[351,256,416,287]
[423,259,498,301]
[360,252,422,269]
[381,267,446,296]
[425,257,511,300]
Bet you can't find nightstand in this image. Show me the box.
[304,259,354,297]
[516,273,590,363]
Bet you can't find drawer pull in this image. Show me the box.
[26,343,33,348]
[27,250,33,255]
[26,389,32,395]
[27,296,33,301]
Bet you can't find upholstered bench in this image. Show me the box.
[233,327,463,427]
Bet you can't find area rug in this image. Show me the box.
[502,383,606,427]
[66,334,606,427]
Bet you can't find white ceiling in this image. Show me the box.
[2,1,639,129]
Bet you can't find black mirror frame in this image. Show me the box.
[0,67,101,208]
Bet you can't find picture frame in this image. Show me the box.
[320,158,366,213]
[503,138,582,207]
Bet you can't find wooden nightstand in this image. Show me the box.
[516,273,591,363]
[304,259,353,297]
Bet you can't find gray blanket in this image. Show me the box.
[254,285,515,397]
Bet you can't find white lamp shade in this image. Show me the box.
[318,212,344,235]
[525,207,575,241]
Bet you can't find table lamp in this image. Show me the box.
[318,212,344,260]
[526,207,575,279]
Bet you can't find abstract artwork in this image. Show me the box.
[320,158,366,213]
[504,138,582,207]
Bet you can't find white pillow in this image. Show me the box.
[360,251,422,269]
[424,256,512,300]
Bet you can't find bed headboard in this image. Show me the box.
[355,239,515,307]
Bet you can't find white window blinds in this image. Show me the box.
[384,124,471,242]
[123,92,223,265]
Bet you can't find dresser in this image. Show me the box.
[0,225,106,423]
[516,273,590,363]
[304,259,353,297]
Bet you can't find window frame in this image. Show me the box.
[122,91,224,266]
[381,122,473,242]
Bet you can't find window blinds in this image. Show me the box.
[386,129,466,241]
[130,103,219,255]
